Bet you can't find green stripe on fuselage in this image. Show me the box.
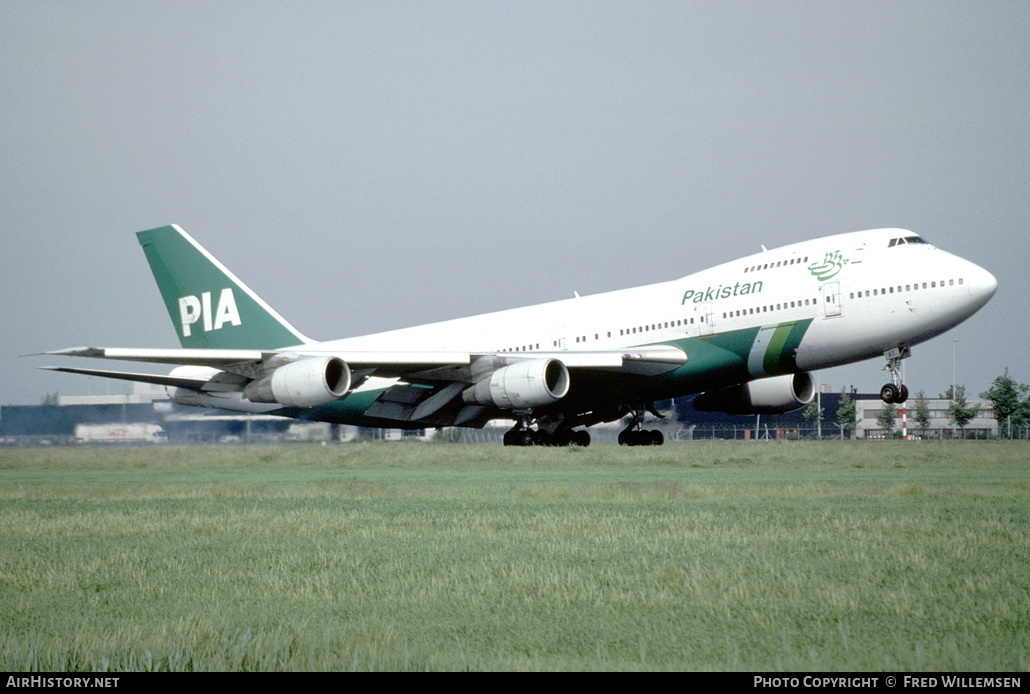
[624,317,814,402]
[763,319,809,375]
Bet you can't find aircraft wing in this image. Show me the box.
[41,344,687,428]
[42,344,686,383]
[38,365,218,390]
[43,346,474,379]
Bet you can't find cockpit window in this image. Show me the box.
[889,235,928,248]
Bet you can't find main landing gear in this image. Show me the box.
[618,404,665,446]
[880,346,910,404]
[502,414,591,447]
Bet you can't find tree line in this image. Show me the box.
[802,369,1030,439]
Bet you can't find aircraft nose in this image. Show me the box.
[966,262,998,308]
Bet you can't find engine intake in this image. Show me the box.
[693,372,815,415]
[463,358,570,409]
[244,356,351,408]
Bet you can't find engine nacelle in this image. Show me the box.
[693,372,815,415]
[462,358,570,409]
[244,356,351,408]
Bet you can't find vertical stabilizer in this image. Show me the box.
[136,225,311,349]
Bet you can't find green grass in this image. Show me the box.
[1,441,1027,671]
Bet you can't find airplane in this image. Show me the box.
[41,225,997,446]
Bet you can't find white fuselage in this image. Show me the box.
[317,228,995,394]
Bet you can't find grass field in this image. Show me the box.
[1,441,1027,671]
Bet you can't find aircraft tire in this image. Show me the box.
[571,430,590,447]
[880,383,899,404]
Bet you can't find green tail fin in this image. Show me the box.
[136,225,310,349]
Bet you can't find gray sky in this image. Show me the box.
[3,1,1028,405]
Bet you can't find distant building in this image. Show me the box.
[855,397,996,439]
[0,382,999,444]
[0,382,422,444]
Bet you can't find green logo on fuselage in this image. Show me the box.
[807,250,848,281]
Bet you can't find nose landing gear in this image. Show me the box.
[880,346,911,404]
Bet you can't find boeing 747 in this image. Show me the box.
[42,225,997,445]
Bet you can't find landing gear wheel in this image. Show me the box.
[503,429,535,446]
[897,384,909,404]
[619,429,664,446]
[570,429,591,447]
[880,383,910,404]
[880,383,900,404]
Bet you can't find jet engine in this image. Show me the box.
[462,358,570,409]
[244,356,351,408]
[693,372,815,415]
